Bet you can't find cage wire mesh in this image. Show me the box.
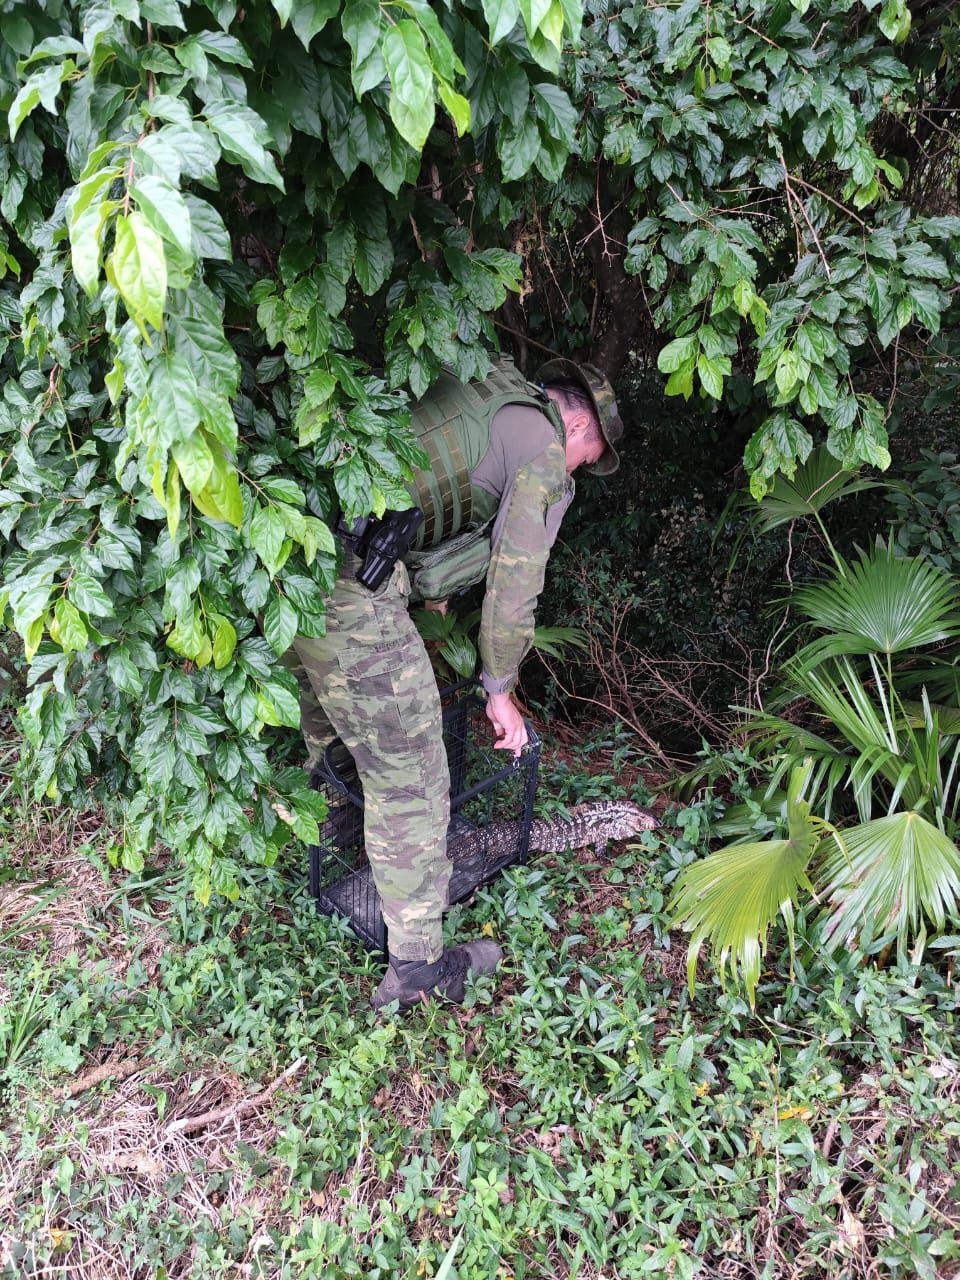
[308,684,540,954]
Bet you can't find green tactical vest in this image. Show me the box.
[402,357,564,602]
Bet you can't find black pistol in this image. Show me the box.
[337,507,424,591]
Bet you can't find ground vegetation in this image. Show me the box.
[0,720,958,1279]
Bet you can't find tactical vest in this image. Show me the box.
[402,358,564,602]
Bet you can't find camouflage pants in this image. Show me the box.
[291,561,452,962]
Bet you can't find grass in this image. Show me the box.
[0,731,958,1280]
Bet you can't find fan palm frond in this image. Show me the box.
[817,812,960,956]
[668,764,819,1007]
[790,542,960,662]
[747,447,890,534]
[532,625,589,659]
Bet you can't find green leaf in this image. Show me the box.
[8,61,73,139]
[744,413,813,480]
[664,360,695,400]
[747,447,882,534]
[802,115,830,159]
[107,649,144,695]
[291,0,341,48]
[182,195,231,262]
[147,352,201,447]
[406,0,464,81]
[342,0,384,91]
[878,0,911,42]
[132,175,193,257]
[531,83,576,143]
[909,280,942,332]
[791,541,959,659]
[657,334,697,374]
[172,431,215,493]
[326,224,357,283]
[191,448,243,527]
[68,573,115,618]
[302,515,336,563]
[334,452,372,516]
[195,31,253,67]
[212,614,238,669]
[775,349,800,396]
[900,242,950,280]
[140,124,221,185]
[69,200,112,297]
[201,397,239,450]
[499,112,540,181]
[54,597,89,652]
[13,583,53,634]
[482,0,521,43]
[169,290,240,398]
[69,166,121,225]
[706,36,733,67]
[819,813,960,954]
[520,0,552,36]
[205,103,285,190]
[174,35,209,79]
[669,763,818,1007]
[258,679,301,727]
[438,82,471,137]
[297,401,332,447]
[303,368,337,408]
[697,352,724,400]
[384,21,435,151]
[264,594,299,655]
[354,236,394,295]
[107,213,167,332]
[261,477,305,505]
[250,505,288,577]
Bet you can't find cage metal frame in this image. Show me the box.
[308,682,541,956]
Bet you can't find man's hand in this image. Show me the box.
[485,691,528,756]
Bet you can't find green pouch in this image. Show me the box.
[404,519,493,603]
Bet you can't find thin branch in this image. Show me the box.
[492,320,565,360]
[780,154,832,280]
[63,1055,143,1099]
[788,173,870,230]
[165,1056,306,1136]
[409,214,427,262]
[538,648,671,763]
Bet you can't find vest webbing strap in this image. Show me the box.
[444,424,472,535]
[420,431,450,546]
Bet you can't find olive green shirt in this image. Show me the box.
[472,404,574,694]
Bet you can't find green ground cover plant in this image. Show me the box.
[1,721,958,1280]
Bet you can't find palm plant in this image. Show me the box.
[669,538,960,1005]
[721,445,893,574]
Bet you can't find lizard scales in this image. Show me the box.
[445,799,659,903]
[318,798,659,936]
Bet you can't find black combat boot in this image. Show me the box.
[372,940,502,1011]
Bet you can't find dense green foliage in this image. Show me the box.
[0,0,583,895]
[1,747,958,1278]
[667,460,960,1002]
[522,0,960,489]
[1,0,959,897]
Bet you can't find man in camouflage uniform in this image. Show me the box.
[291,358,624,1010]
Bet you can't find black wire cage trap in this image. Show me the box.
[308,683,540,955]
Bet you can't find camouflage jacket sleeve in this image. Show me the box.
[480,437,570,695]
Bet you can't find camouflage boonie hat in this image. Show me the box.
[534,359,624,476]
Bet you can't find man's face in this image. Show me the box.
[565,427,606,473]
